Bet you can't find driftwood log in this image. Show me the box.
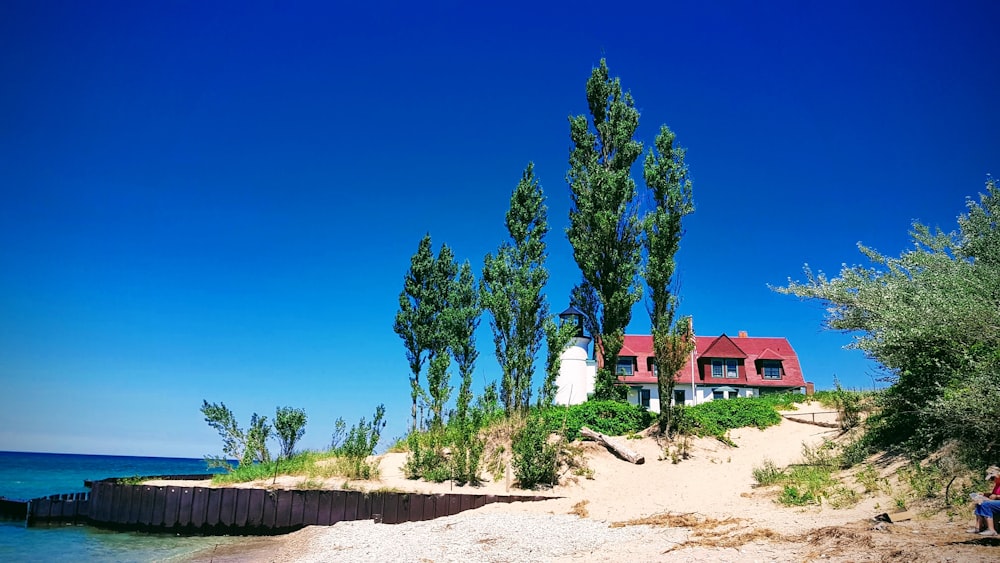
[579,426,644,464]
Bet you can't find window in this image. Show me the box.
[639,388,650,408]
[673,390,685,406]
[616,356,635,376]
[762,360,782,379]
[647,357,658,377]
[711,359,723,378]
[713,390,726,400]
[726,359,738,378]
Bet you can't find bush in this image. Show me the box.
[403,428,451,482]
[333,404,386,479]
[676,397,782,443]
[755,392,808,410]
[512,414,559,489]
[541,400,654,441]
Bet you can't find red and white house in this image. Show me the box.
[553,308,808,412]
[614,331,808,412]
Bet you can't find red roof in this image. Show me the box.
[616,333,806,388]
[700,334,747,358]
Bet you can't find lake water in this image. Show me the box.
[0,451,246,562]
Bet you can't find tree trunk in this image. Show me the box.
[579,426,644,464]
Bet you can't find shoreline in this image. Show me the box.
[180,404,997,561]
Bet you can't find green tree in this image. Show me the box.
[642,125,695,433]
[200,400,272,468]
[394,235,437,431]
[245,413,272,464]
[775,177,1000,461]
[200,400,246,470]
[482,163,551,413]
[566,59,644,400]
[425,244,459,427]
[446,261,482,483]
[395,235,459,430]
[274,406,307,459]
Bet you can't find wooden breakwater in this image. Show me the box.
[19,478,552,534]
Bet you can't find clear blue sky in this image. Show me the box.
[1,1,997,458]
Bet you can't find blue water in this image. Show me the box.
[0,451,244,562]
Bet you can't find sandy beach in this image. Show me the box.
[179,405,998,562]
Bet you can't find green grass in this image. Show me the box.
[210,450,380,484]
[751,440,856,507]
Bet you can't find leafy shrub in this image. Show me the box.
[898,461,944,500]
[541,400,654,441]
[755,392,808,410]
[675,397,782,443]
[404,428,451,482]
[333,404,386,479]
[512,414,559,489]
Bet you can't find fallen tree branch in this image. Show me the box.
[580,426,644,464]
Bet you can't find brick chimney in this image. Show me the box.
[738,330,748,338]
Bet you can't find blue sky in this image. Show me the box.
[1,1,997,458]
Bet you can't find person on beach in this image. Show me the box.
[969,466,1000,536]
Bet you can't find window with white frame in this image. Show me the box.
[616,356,635,376]
[639,388,650,408]
[711,359,723,378]
[762,360,782,379]
[726,359,738,378]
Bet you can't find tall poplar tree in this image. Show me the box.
[643,125,695,433]
[447,261,481,482]
[482,163,550,414]
[394,235,458,431]
[394,235,435,431]
[566,59,644,400]
[425,244,458,427]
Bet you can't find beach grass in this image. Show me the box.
[211,450,379,484]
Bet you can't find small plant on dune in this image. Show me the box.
[830,378,863,430]
[561,442,593,480]
[752,459,784,487]
[827,485,861,509]
[332,404,386,480]
[854,463,884,494]
[779,485,815,506]
[512,412,560,489]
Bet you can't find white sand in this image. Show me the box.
[184,405,998,562]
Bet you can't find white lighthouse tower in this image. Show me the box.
[554,306,597,406]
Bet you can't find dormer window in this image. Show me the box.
[616,356,635,376]
[762,360,782,379]
[711,359,738,378]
